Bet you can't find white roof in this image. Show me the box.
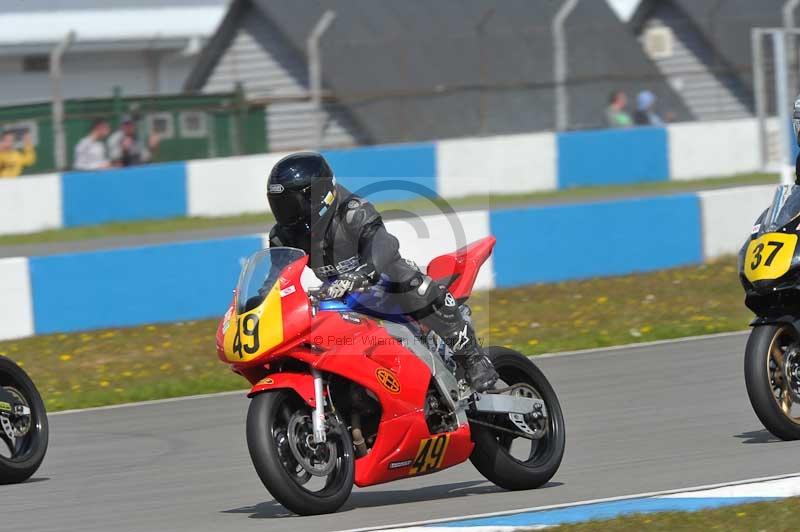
[0,7,226,47]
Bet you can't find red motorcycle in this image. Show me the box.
[217,237,565,515]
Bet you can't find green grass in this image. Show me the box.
[554,496,800,531]
[0,172,776,247]
[0,257,749,412]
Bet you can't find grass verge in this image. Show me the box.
[554,496,800,531]
[0,173,775,248]
[0,257,749,411]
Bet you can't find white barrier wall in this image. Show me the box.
[698,185,776,259]
[436,133,557,198]
[0,257,34,340]
[186,153,288,217]
[668,119,761,181]
[0,174,61,235]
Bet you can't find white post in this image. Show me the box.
[50,31,76,171]
[553,0,580,131]
[307,10,336,150]
[753,29,768,171]
[773,31,795,185]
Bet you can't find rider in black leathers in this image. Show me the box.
[266,152,498,392]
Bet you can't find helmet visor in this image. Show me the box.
[268,181,336,227]
[268,186,310,226]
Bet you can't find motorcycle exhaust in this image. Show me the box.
[350,412,367,457]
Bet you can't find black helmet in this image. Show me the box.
[267,152,338,234]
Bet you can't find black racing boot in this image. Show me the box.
[447,324,499,392]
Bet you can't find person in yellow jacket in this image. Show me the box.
[0,131,36,178]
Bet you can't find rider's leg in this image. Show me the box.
[382,260,498,392]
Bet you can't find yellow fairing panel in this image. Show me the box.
[222,282,284,363]
[744,233,798,283]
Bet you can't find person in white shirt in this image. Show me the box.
[73,119,111,171]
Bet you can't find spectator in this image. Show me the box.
[73,119,112,170]
[0,130,36,179]
[605,90,632,128]
[633,90,664,126]
[107,115,160,167]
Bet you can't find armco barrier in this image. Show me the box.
[436,133,557,198]
[698,185,775,259]
[0,118,769,237]
[0,173,62,235]
[28,236,263,334]
[490,194,703,287]
[557,127,670,188]
[62,162,188,227]
[0,185,765,341]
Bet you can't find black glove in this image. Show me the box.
[321,270,372,299]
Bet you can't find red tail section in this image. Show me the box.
[426,236,496,300]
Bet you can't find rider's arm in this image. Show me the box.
[358,221,401,282]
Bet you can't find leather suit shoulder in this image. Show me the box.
[338,193,380,235]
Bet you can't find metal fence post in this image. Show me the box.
[773,31,795,184]
[307,10,336,150]
[784,0,800,97]
[753,29,768,171]
[50,31,75,171]
[553,0,580,131]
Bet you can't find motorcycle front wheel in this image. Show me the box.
[745,324,800,440]
[469,346,565,491]
[0,356,48,484]
[246,389,354,515]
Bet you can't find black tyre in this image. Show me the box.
[745,325,800,440]
[246,390,354,515]
[469,346,565,490]
[0,356,48,484]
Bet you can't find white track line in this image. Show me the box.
[335,472,800,532]
[49,330,750,416]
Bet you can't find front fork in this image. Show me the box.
[311,368,327,444]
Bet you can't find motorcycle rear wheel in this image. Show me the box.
[0,356,48,484]
[246,389,354,515]
[469,346,565,490]
[745,324,800,440]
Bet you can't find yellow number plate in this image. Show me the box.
[744,233,798,282]
[409,434,450,475]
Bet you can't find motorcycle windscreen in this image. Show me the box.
[222,247,307,363]
[762,185,800,232]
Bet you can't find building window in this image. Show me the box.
[179,111,208,138]
[22,55,50,72]
[147,113,175,139]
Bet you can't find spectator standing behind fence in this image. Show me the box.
[0,130,36,178]
[633,90,664,126]
[605,90,633,128]
[73,119,112,170]
[107,115,160,167]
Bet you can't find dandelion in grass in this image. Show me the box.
[122,371,133,377]
[59,354,72,362]
[99,381,110,388]
[144,346,155,353]
[596,296,608,304]
[159,363,172,371]
[527,339,539,346]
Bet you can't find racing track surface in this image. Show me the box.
[2,331,798,532]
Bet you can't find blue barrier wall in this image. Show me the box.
[557,127,670,189]
[29,236,261,334]
[489,194,703,287]
[62,162,188,227]
[322,143,437,202]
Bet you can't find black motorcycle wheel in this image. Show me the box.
[246,390,354,515]
[469,346,565,490]
[0,356,48,484]
[745,324,800,440]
